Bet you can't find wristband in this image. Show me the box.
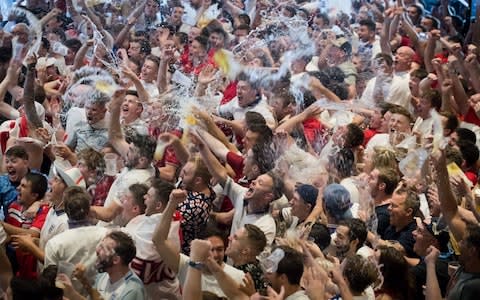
[187,259,204,270]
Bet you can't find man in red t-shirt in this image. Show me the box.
[1,172,49,279]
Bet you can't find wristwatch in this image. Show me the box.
[187,259,204,270]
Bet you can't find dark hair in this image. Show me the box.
[345,123,364,148]
[107,231,137,265]
[193,35,209,50]
[24,172,48,200]
[341,218,367,251]
[236,72,260,90]
[64,38,82,53]
[245,111,266,127]
[129,134,156,163]
[423,15,439,29]
[237,13,251,26]
[458,140,479,168]
[128,183,148,214]
[359,19,376,32]
[6,145,29,160]
[175,31,189,45]
[332,148,355,178]
[314,12,329,26]
[445,144,464,167]
[455,127,477,144]
[248,123,273,145]
[126,90,139,98]
[234,24,250,32]
[275,246,304,285]
[244,224,267,255]
[10,277,43,300]
[198,225,226,242]
[440,111,459,134]
[308,222,331,250]
[283,5,296,17]
[150,178,175,205]
[41,37,51,52]
[251,142,276,174]
[410,68,428,80]
[466,223,480,259]
[64,187,91,221]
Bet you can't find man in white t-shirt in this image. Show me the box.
[125,179,182,299]
[152,189,245,298]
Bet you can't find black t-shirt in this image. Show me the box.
[375,203,390,237]
[412,256,452,300]
[382,221,418,258]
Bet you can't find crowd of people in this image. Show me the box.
[0,0,480,299]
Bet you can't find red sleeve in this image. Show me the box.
[30,204,50,232]
[302,118,325,144]
[363,129,377,147]
[463,107,480,127]
[226,151,244,177]
[465,171,478,186]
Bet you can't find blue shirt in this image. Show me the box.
[0,175,19,220]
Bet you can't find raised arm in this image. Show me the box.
[0,60,20,120]
[152,189,187,274]
[432,149,467,242]
[113,0,147,48]
[23,56,43,129]
[108,89,130,158]
[190,131,229,187]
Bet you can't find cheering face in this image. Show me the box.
[95,238,117,273]
[5,155,28,183]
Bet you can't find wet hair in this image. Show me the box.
[244,224,267,255]
[6,145,29,160]
[128,134,157,163]
[64,187,91,221]
[251,141,276,174]
[24,172,48,200]
[128,183,148,214]
[332,148,355,178]
[150,178,175,205]
[248,123,273,145]
[275,246,304,284]
[343,255,378,294]
[236,72,260,90]
[106,231,137,265]
[245,111,266,127]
